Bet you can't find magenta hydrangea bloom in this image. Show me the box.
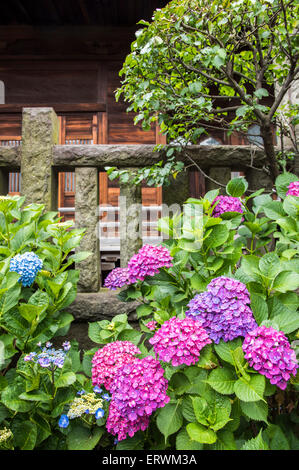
[145,320,158,331]
[286,181,299,197]
[127,244,173,283]
[92,341,141,391]
[110,356,170,422]
[243,325,298,390]
[186,277,257,343]
[104,267,131,290]
[212,195,244,218]
[149,316,212,366]
[106,399,150,442]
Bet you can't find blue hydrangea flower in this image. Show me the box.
[102,393,112,401]
[24,343,68,370]
[95,408,105,419]
[10,252,43,287]
[58,414,69,428]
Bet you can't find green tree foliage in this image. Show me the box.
[116,0,299,182]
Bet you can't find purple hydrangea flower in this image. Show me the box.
[110,356,170,423]
[286,181,299,197]
[9,252,43,287]
[243,325,298,390]
[62,341,71,351]
[149,316,212,366]
[212,196,244,218]
[104,267,132,290]
[92,341,141,391]
[127,244,173,283]
[106,399,150,442]
[186,276,257,343]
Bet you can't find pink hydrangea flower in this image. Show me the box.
[212,195,244,218]
[92,341,141,391]
[127,244,173,283]
[110,356,170,422]
[243,325,298,390]
[286,181,299,197]
[186,277,257,343]
[145,320,158,331]
[104,267,131,290]
[149,316,212,366]
[106,399,150,441]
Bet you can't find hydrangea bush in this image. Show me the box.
[0,174,299,451]
[83,174,299,451]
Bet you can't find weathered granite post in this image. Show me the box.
[206,166,231,194]
[162,171,190,207]
[21,108,59,210]
[246,168,273,192]
[75,167,100,292]
[119,176,142,267]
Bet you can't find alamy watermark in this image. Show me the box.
[96,199,204,250]
[0,340,4,368]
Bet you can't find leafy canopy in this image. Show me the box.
[116,0,299,180]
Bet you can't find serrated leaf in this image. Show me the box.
[234,375,266,403]
[156,402,183,441]
[206,367,236,394]
[240,400,268,423]
[186,422,217,444]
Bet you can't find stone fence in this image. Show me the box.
[0,107,274,328]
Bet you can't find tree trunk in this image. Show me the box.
[260,123,280,184]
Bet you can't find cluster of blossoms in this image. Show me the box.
[211,195,244,218]
[109,356,169,426]
[0,427,12,443]
[92,342,170,442]
[9,252,43,287]
[145,320,158,331]
[58,387,106,428]
[243,325,298,390]
[106,399,150,442]
[286,181,299,197]
[186,277,257,343]
[92,341,141,391]
[24,341,70,369]
[149,317,212,366]
[104,245,173,290]
[127,244,173,283]
[104,268,131,290]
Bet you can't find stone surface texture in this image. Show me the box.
[67,290,138,322]
[75,166,100,292]
[21,107,59,210]
[119,176,142,267]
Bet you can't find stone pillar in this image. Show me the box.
[246,168,273,192]
[206,166,231,194]
[119,177,142,267]
[21,108,59,210]
[163,171,190,207]
[75,167,100,292]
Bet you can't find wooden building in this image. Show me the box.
[0,0,269,282]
